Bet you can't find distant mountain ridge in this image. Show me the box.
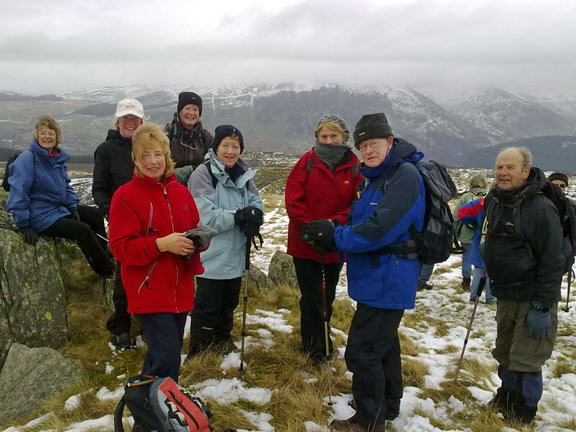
[0,84,575,168]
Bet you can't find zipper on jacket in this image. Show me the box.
[163,181,179,311]
[138,261,157,294]
[146,203,154,236]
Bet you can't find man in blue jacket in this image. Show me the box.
[302,113,425,432]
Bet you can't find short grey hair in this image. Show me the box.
[497,146,532,169]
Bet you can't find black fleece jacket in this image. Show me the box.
[484,167,564,308]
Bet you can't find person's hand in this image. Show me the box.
[525,303,551,340]
[69,208,80,221]
[20,227,38,245]
[155,232,196,256]
[234,207,264,226]
[242,222,261,239]
[300,219,336,252]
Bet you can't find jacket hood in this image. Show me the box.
[29,140,69,163]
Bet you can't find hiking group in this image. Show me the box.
[4,92,574,431]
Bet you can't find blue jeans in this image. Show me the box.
[461,243,472,279]
[418,263,435,284]
[470,267,494,302]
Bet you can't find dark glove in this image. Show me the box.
[234,207,264,226]
[300,219,336,252]
[242,222,261,239]
[69,208,80,221]
[20,227,38,245]
[524,302,551,340]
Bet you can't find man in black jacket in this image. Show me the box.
[484,147,564,424]
[92,98,144,349]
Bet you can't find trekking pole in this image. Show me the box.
[454,268,487,383]
[320,250,333,405]
[564,269,574,312]
[239,237,251,373]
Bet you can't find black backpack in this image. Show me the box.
[2,151,29,192]
[376,160,458,265]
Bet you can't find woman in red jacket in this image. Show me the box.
[109,123,203,382]
[285,114,362,363]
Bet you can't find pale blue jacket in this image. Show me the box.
[188,151,263,279]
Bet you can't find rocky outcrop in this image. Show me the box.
[0,343,84,425]
[244,263,275,292]
[268,250,298,288]
[0,228,68,371]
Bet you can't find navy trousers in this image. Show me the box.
[134,312,188,382]
[345,303,404,426]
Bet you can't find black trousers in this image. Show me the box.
[345,303,404,426]
[105,260,131,336]
[42,205,114,277]
[135,312,187,382]
[293,257,342,361]
[188,277,242,354]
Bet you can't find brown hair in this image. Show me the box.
[131,123,175,179]
[469,174,487,189]
[33,115,62,149]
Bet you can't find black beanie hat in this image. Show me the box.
[213,125,244,154]
[177,92,203,116]
[548,172,569,186]
[353,113,393,148]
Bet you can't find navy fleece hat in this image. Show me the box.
[177,92,203,116]
[548,172,569,186]
[213,125,244,153]
[353,113,393,148]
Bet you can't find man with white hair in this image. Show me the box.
[484,146,564,424]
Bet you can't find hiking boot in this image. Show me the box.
[461,277,471,291]
[488,387,511,413]
[219,337,238,354]
[348,399,398,421]
[115,332,133,350]
[330,417,385,432]
[504,402,537,425]
[485,299,496,305]
[417,282,433,291]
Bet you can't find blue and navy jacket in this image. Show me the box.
[457,198,486,268]
[7,140,78,232]
[334,138,426,309]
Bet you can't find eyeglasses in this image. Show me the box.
[358,140,385,152]
[558,183,567,189]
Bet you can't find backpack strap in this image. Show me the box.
[114,397,126,432]
[203,160,218,189]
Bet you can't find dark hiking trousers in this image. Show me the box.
[41,205,114,277]
[188,277,242,355]
[105,260,131,336]
[293,257,341,361]
[345,303,404,427]
[135,312,187,382]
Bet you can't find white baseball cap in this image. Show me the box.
[115,98,144,119]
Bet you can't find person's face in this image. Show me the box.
[118,115,143,139]
[551,179,568,192]
[135,144,166,181]
[36,126,58,152]
[495,149,529,190]
[179,104,200,128]
[216,137,241,168]
[316,126,345,145]
[359,137,394,168]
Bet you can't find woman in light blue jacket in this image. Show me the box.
[186,125,263,358]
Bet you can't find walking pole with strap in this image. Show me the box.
[239,237,251,373]
[564,268,574,312]
[320,249,333,405]
[238,233,263,373]
[454,268,487,383]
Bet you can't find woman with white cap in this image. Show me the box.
[92,98,144,349]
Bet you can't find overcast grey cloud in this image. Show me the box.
[0,0,575,98]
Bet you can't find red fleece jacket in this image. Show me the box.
[109,173,204,314]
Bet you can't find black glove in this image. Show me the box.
[242,222,261,239]
[300,219,336,252]
[69,208,80,221]
[524,302,551,340]
[234,207,264,226]
[20,227,38,245]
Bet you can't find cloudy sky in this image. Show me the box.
[1,0,575,99]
